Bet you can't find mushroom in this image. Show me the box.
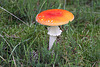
[36,9,74,50]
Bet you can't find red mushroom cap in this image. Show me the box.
[36,9,74,26]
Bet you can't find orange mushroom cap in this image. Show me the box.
[36,9,74,26]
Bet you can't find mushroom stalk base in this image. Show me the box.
[49,36,57,50]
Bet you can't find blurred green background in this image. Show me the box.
[0,0,100,67]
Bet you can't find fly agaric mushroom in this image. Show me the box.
[36,9,74,50]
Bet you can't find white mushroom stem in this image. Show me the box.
[48,26,62,50]
[49,36,57,50]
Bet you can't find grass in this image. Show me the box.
[0,0,100,67]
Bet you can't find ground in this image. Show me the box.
[0,0,100,67]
